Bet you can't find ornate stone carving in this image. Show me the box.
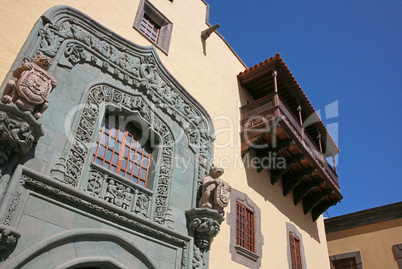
[86,170,105,196]
[1,52,57,119]
[22,174,188,268]
[0,225,21,251]
[104,179,133,209]
[134,193,149,217]
[35,10,214,224]
[192,245,204,269]
[62,85,173,224]
[186,208,225,267]
[199,165,231,214]
[85,166,151,217]
[38,17,212,158]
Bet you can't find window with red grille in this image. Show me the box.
[236,202,254,252]
[93,115,151,187]
[332,257,357,269]
[139,14,160,43]
[289,233,302,269]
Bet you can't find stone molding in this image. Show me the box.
[0,165,191,268]
[38,5,213,159]
[393,244,402,269]
[186,208,225,269]
[325,201,402,233]
[0,229,159,269]
[22,5,217,222]
[61,84,175,224]
[227,189,262,269]
[286,222,307,269]
[329,251,363,269]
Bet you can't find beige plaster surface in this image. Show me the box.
[0,0,332,268]
[327,218,402,269]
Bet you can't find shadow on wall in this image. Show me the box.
[237,79,321,243]
[243,149,321,243]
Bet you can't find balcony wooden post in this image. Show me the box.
[272,70,279,106]
[317,132,323,154]
[332,156,337,174]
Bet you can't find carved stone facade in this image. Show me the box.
[0,5,217,269]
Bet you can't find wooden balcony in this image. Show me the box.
[240,93,342,221]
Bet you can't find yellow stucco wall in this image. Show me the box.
[327,218,402,269]
[0,0,331,268]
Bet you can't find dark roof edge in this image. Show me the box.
[325,202,402,233]
[201,0,247,68]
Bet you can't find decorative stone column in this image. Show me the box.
[186,165,231,268]
[186,208,224,250]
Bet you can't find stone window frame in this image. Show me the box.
[286,223,307,269]
[134,0,173,55]
[393,244,402,269]
[227,189,263,269]
[329,251,363,269]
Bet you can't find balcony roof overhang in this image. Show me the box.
[238,53,340,156]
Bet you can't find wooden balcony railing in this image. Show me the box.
[240,93,339,188]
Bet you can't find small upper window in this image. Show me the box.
[134,0,173,54]
[140,14,160,43]
[332,257,357,269]
[236,202,255,252]
[93,115,151,187]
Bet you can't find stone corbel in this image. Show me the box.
[0,224,21,252]
[0,103,44,167]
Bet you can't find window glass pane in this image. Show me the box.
[109,138,115,148]
[133,165,140,176]
[106,150,113,161]
[126,136,132,146]
[98,146,106,158]
[134,153,141,163]
[112,154,118,165]
[116,141,121,152]
[95,158,103,166]
[110,165,116,172]
[124,146,129,157]
[101,134,109,144]
[140,168,147,179]
[121,158,127,170]
[142,157,149,167]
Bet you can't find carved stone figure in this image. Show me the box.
[1,52,57,119]
[122,187,133,210]
[198,165,231,214]
[0,229,15,250]
[104,179,117,203]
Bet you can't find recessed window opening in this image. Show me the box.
[236,201,255,252]
[93,115,151,187]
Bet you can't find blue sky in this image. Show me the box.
[206,0,402,217]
